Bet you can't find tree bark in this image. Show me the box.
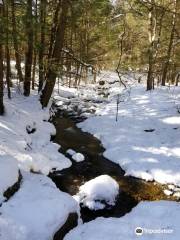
[11,0,24,83]
[40,0,69,108]
[161,0,177,86]
[147,1,156,91]
[38,0,46,92]
[32,0,38,90]
[0,3,4,115]
[47,0,61,63]
[32,53,36,90]
[24,0,33,96]
[3,0,11,98]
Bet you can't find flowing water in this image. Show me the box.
[49,110,172,223]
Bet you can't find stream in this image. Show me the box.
[49,109,172,223]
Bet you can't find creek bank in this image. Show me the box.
[50,109,176,223]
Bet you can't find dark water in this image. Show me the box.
[49,112,170,223]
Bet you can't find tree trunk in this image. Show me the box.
[3,0,11,98]
[147,2,156,91]
[47,0,61,63]
[161,0,177,86]
[5,43,11,98]
[32,0,38,90]
[11,0,23,83]
[32,53,36,90]
[40,0,69,108]
[0,3,4,115]
[74,62,80,87]
[24,0,33,96]
[38,0,46,92]
[175,73,180,86]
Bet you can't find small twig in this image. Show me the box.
[116,94,120,122]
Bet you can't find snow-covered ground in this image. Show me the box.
[52,72,180,239]
[0,87,77,239]
[78,85,180,187]
[0,172,78,240]
[0,88,71,176]
[53,73,180,188]
[0,157,19,204]
[65,200,180,240]
[1,71,180,240]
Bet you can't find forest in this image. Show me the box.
[0,0,180,240]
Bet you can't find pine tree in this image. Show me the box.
[0,0,4,115]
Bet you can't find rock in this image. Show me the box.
[174,187,180,192]
[72,153,85,162]
[66,149,76,156]
[163,189,173,196]
[168,184,175,190]
[99,80,105,86]
[75,175,119,211]
[0,172,78,240]
[3,170,22,201]
[144,129,155,132]
[173,192,180,199]
[26,122,36,134]
[0,157,20,204]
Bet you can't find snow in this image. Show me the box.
[173,192,180,198]
[53,83,107,117]
[0,87,78,240]
[0,157,19,204]
[1,73,180,239]
[74,175,119,210]
[78,85,180,186]
[0,90,71,175]
[0,172,78,240]
[65,201,180,240]
[66,149,76,156]
[55,86,77,99]
[168,184,175,190]
[72,152,85,162]
[66,149,85,162]
[163,189,172,196]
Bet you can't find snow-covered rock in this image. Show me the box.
[163,189,173,196]
[0,157,19,204]
[173,192,180,199]
[57,87,77,99]
[0,172,79,240]
[66,149,76,156]
[65,201,180,240]
[168,184,175,190]
[72,153,85,162]
[75,175,119,210]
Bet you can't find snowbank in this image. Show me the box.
[78,86,180,186]
[74,175,119,210]
[0,157,19,204]
[0,172,78,240]
[0,91,71,175]
[65,200,180,240]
